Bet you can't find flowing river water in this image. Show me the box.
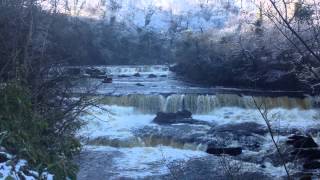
[76,65,320,180]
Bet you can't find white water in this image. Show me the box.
[82,145,207,178]
[79,106,156,140]
[103,65,170,76]
[195,107,320,129]
[79,106,320,179]
[77,65,320,179]
[80,105,320,141]
[99,94,314,114]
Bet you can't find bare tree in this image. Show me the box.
[253,97,291,179]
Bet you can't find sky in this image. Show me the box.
[45,0,247,15]
[43,0,257,31]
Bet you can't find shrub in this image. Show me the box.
[0,83,81,179]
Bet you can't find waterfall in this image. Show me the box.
[86,136,206,151]
[97,65,169,75]
[98,94,314,114]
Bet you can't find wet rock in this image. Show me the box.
[135,123,213,150]
[135,83,145,86]
[133,73,141,77]
[102,78,113,83]
[89,74,107,79]
[118,74,130,78]
[291,148,320,160]
[207,122,267,151]
[67,67,81,76]
[0,152,8,163]
[148,74,157,78]
[260,164,266,168]
[303,161,320,169]
[153,110,192,124]
[21,166,37,179]
[160,75,167,77]
[300,175,312,180]
[287,135,318,148]
[206,146,242,156]
[168,156,274,180]
[290,172,314,180]
[86,68,105,78]
[213,122,268,136]
[286,134,320,176]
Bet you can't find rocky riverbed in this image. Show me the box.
[75,65,320,179]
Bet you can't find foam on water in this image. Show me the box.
[76,65,320,178]
[80,145,288,179]
[79,105,156,140]
[78,104,320,178]
[83,145,207,178]
[194,107,320,129]
[80,105,320,140]
[100,65,170,76]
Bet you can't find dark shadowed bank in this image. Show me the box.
[171,40,320,94]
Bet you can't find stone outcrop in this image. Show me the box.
[153,110,192,124]
[85,68,107,79]
[206,147,242,156]
[286,134,320,178]
[148,74,157,78]
[102,78,113,83]
[287,135,318,148]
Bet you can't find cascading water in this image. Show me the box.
[98,94,314,114]
[105,65,169,75]
[77,65,320,179]
[87,65,170,76]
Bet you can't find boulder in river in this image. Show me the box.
[118,74,130,78]
[291,148,320,160]
[303,161,320,170]
[286,134,320,177]
[135,83,145,86]
[133,73,141,77]
[287,135,318,148]
[86,68,105,78]
[0,152,9,163]
[102,78,113,83]
[206,146,242,156]
[67,67,81,76]
[148,74,157,78]
[206,122,268,151]
[153,110,192,124]
[213,122,268,136]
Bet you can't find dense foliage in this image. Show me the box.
[47,16,172,65]
[172,1,320,93]
[0,1,85,179]
[0,84,81,179]
[0,0,319,178]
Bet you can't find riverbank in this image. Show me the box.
[171,54,320,95]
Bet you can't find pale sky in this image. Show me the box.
[42,0,257,31]
[46,0,246,15]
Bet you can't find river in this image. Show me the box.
[75,65,320,180]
